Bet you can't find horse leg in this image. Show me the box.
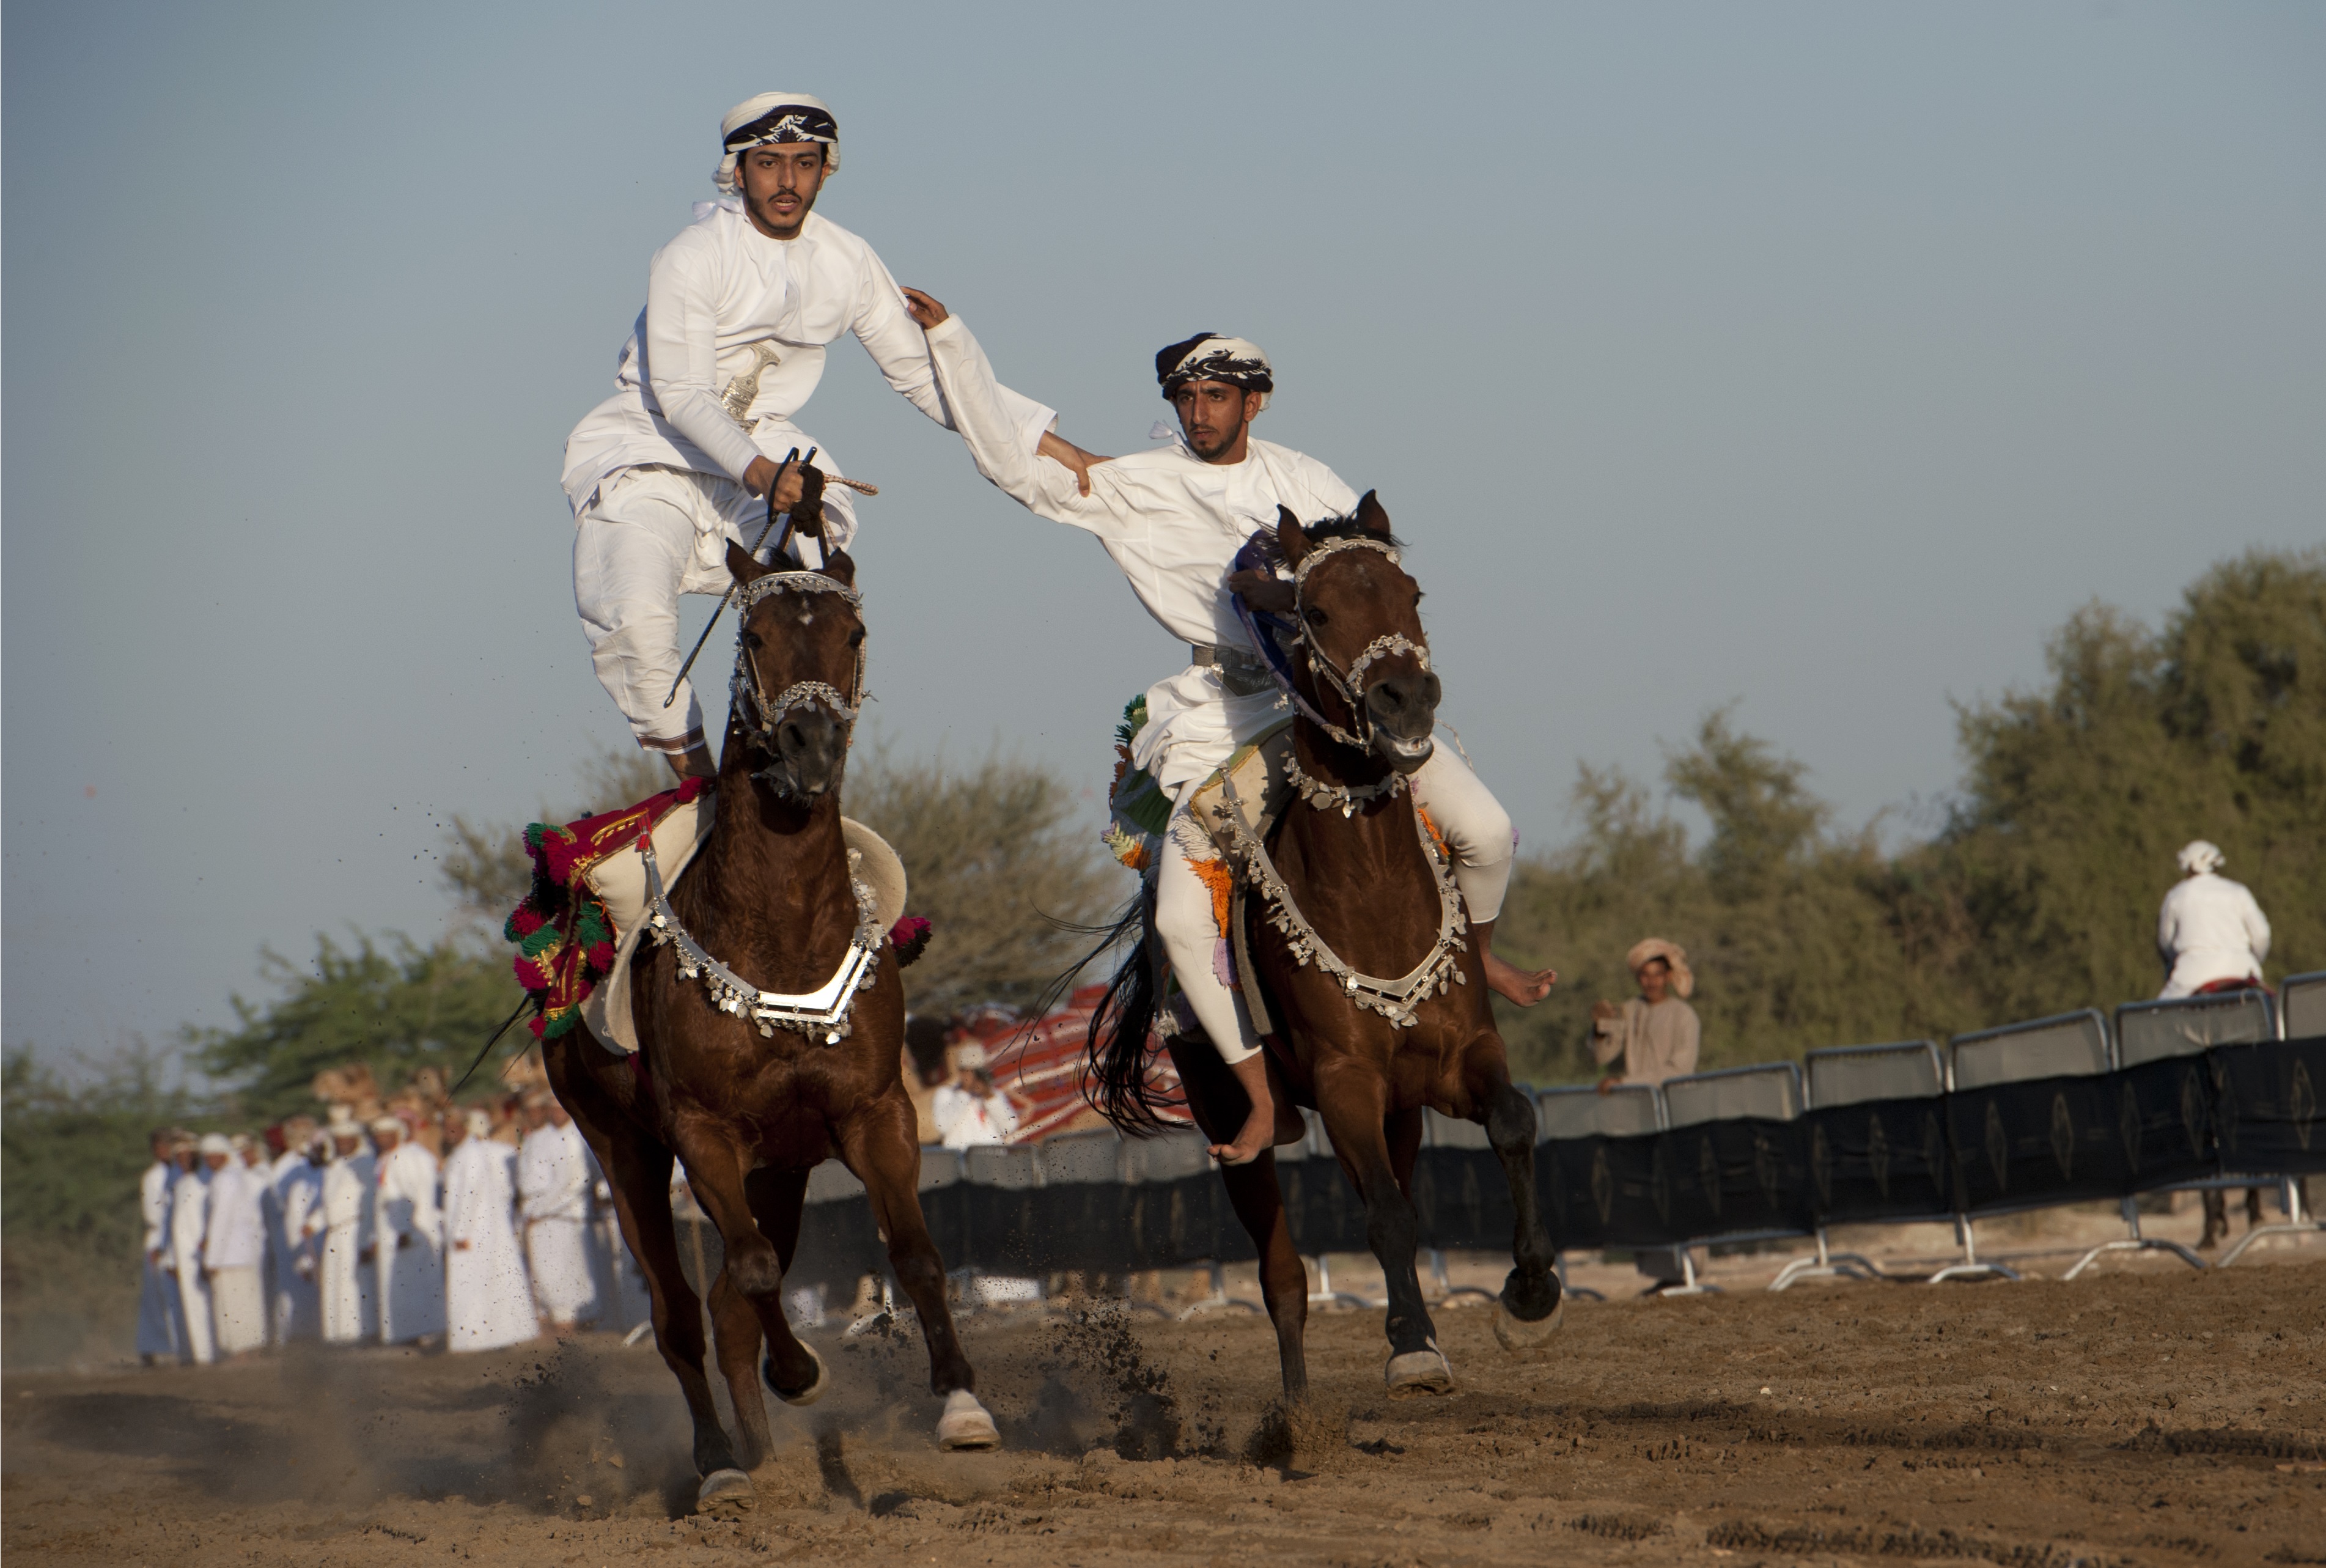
[838,1103,998,1451]
[668,1130,814,1461]
[1316,1072,1451,1399]
[1463,1047,1562,1353]
[742,1167,830,1407]
[1166,1037,1312,1400]
[550,1083,749,1511]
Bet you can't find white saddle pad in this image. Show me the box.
[580,791,907,1055]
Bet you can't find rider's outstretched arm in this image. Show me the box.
[913,301,1136,539]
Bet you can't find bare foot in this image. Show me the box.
[1210,1104,1275,1166]
[1485,949,1557,1006]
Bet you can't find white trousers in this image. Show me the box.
[1154,743,1516,1066]
[169,1261,215,1365]
[573,462,856,759]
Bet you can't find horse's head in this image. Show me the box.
[724,502,865,804]
[1274,492,1440,775]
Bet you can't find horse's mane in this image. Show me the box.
[1301,513,1403,549]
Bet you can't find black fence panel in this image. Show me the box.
[1412,1146,1516,1253]
[2213,1036,2326,1176]
[1946,1072,2141,1215]
[2115,1055,2221,1193]
[1539,1132,1682,1251]
[1802,1097,1953,1226]
[1660,1117,1816,1242]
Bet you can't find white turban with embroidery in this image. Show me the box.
[713,92,841,194]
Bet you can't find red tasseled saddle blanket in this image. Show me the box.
[503,776,707,1041]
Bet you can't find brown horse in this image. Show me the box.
[542,484,996,1516]
[1089,495,1562,1401]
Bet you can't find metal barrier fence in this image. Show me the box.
[683,996,2325,1305]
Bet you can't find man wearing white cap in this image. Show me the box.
[369,1116,445,1345]
[518,1091,599,1332]
[201,1133,270,1358]
[163,1135,216,1364]
[931,1043,1021,1149]
[443,1107,538,1352]
[315,1119,378,1344]
[904,296,1558,1164]
[561,91,1080,779]
[2157,839,2272,1000]
[267,1119,323,1344]
[137,1128,182,1365]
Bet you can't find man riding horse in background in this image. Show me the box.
[899,289,1559,1166]
[559,92,1086,778]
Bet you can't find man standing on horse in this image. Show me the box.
[561,92,1084,779]
[901,293,1556,1165]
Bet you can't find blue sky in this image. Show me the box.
[4,1,2321,1064]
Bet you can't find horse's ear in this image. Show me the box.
[819,548,858,589]
[1274,505,1309,569]
[727,539,772,585]
[1355,490,1392,537]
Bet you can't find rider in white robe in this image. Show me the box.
[560,90,1056,776]
[443,1110,539,1352]
[369,1118,446,1344]
[315,1122,378,1344]
[137,1135,181,1364]
[519,1099,600,1328]
[268,1123,323,1343]
[164,1144,215,1365]
[916,305,1552,1162]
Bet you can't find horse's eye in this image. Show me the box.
[1306,606,1330,628]
[744,631,762,650]
[848,628,866,649]
[1413,591,1425,607]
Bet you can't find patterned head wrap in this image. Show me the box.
[714,92,841,193]
[1156,333,1274,400]
[1624,938,1695,1000]
[2177,839,2225,876]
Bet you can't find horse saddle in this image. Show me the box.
[580,789,909,1055]
[1185,720,1298,1037]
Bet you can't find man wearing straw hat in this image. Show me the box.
[1591,939,1701,1092]
[931,1042,1021,1149]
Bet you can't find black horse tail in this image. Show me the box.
[1088,902,1190,1135]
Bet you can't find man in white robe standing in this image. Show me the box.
[370,1116,446,1346]
[137,1128,182,1365]
[559,90,1069,778]
[443,1108,538,1353]
[518,1091,599,1333]
[163,1135,216,1365]
[201,1133,269,1358]
[268,1117,323,1344]
[907,295,1558,1161]
[315,1119,378,1345]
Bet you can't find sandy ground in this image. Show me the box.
[7,1212,2322,1568]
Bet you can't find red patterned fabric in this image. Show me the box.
[965,987,1190,1143]
[504,776,708,1040]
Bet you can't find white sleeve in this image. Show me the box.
[2242,886,2272,965]
[2157,890,2178,965]
[850,248,1055,450]
[641,240,767,484]
[922,315,1136,537]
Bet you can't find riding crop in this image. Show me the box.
[664,446,812,709]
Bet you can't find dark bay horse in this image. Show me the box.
[1090,495,1563,1401]
[543,495,995,1516]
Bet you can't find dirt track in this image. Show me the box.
[6,1255,2321,1568]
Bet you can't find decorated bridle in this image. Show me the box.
[728,569,868,785]
[1288,535,1431,754]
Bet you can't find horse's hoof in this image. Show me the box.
[1492,1293,1564,1354]
[765,1343,830,1407]
[695,1468,756,1517]
[936,1388,1001,1451]
[1383,1340,1456,1399]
